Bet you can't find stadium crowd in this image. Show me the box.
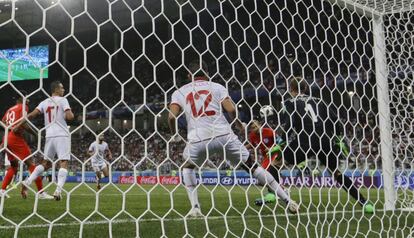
[0,58,388,173]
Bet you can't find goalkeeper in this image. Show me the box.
[276,77,374,214]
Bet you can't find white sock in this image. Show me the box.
[55,168,68,193]
[182,168,199,209]
[253,167,290,203]
[26,165,45,185]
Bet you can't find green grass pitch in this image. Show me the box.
[0,183,413,237]
[0,58,47,82]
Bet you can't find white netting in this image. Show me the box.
[385,10,414,212]
[0,0,412,237]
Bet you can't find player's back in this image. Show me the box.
[36,96,70,138]
[2,104,27,135]
[171,80,233,142]
[282,95,334,137]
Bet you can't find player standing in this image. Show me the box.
[0,94,53,199]
[168,61,299,217]
[20,81,74,201]
[88,134,112,190]
[278,77,374,213]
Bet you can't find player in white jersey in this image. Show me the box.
[19,81,74,201]
[168,61,299,217]
[88,134,112,190]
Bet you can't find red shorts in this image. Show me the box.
[1,132,31,161]
[261,151,280,169]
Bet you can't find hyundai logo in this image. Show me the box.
[221,177,233,185]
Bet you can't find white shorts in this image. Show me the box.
[44,136,71,161]
[183,133,249,167]
[92,160,107,172]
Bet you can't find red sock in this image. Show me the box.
[29,165,43,192]
[2,167,17,190]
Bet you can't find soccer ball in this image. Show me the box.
[259,105,274,118]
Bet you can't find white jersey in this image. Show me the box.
[171,79,233,142]
[89,141,109,163]
[36,96,71,138]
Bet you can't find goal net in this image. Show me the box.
[0,0,413,237]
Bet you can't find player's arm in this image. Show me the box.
[62,98,74,121]
[21,123,38,137]
[168,103,181,135]
[65,109,74,121]
[106,146,113,160]
[221,98,245,133]
[12,109,41,133]
[87,143,95,157]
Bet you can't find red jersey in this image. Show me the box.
[248,127,276,156]
[2,103,28,135]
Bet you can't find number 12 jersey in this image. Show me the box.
[171,79,233,143]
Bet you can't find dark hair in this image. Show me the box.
[16,90,28,103]
[289,76,308,94]
[50,81,62,93]
[188,60,208,77]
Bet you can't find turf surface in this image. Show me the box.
[0,183,413,237]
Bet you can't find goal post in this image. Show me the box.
[326,0,413,212]
[372,14,395,211]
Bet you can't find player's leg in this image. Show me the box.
[102,164,109,177]
[1,135,19,195]
[17,139,46,194]
[95,170,102,190]
[92,162,101,189]
[224,134,299,213]
[182,143,203,216]
[3,135,30,198]
[24,159,53,199]
[1,155,17,198]
[25,160,44,192]
[95,163,108,190]
[255,155,283,205]
[4,154,16,190]
[54,137,70,201]
[22,138,54,198]
[321,136,373,212]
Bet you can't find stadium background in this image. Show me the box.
[0,0,397,174]
[0,0,413,237]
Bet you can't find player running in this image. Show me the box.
[168,61,299,217]
[88,134,112,190]
[0,94,53,199]
[278,77,374,214]
[20,81,74,201]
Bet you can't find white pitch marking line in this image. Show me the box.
[0,209,402,230]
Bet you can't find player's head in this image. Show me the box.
[98,134,104,142]
[16,90,29,104]
[249,120,261,134]
[50,81,65,96]
[288,76,308,96]
[187,60,209,80]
